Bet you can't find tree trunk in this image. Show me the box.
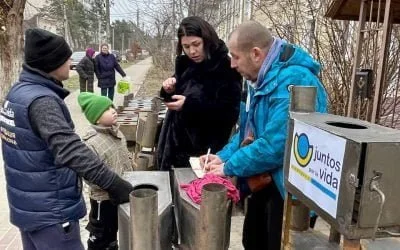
[0,0,26,105]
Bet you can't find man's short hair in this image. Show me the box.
[230,21,273,52]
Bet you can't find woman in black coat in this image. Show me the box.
[157,16,242,171]
[76,48,95,92]
[94,44,126,101]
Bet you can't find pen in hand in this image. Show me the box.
[203,148,211,172]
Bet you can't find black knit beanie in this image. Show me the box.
[24,28,72,73]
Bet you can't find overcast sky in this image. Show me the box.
[111,0,173,35]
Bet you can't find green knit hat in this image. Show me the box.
[78,92,113,124]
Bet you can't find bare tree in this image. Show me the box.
[0,0,26,104]
[132,0,229,70]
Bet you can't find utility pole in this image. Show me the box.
[98,16,102,51]
[240,0,245,23]
[231,0,236,31]
[307,19,316,54]
[137,10,140,27]
[224,1,229,40]
[112,27,115,50]
[62,0,73,50]
[171,0,176,62]
[122,33,125,53]
[248,0,253,20]
[105,0,111,44]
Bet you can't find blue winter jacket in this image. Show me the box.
[217,44,328,198]
[0,69,86,231]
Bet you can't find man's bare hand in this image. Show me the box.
[200,154,222,170]
[208,163,225,176]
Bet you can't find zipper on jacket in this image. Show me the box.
[97,200,101,220]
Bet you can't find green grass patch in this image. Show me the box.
[64,75,80,92]
[120,61,136,69]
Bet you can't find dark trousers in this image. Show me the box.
[242,181,284,250]
[20,221,84,250]
[86,199,118,250]
[101,87,115,101]
[79,77,94,92]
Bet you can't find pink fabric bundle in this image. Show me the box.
[180,173,240,204]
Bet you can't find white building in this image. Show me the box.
[24,0,60,34]
[24,0,46,20]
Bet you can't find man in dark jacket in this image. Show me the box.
[0,28,133,249]
[76,47,96,92]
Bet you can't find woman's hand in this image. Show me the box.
[165,95,185,111]
[162,77,176,93]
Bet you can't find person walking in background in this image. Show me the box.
[76,48,96,92]
[78,92,133,250]
[95,44,126,101]
[201,21,328,250]
[0,28,134,250]
[157,16,242,171]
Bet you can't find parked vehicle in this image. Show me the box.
[111,50,121,62]
[71,51,99,70]
[70,51,85,70]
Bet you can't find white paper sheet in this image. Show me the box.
[189,157,205,178]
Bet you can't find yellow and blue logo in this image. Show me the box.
[293,133,313,167]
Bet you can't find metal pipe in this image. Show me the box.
[369,172,386,240]
[199,183,229,250]
[135,154,149,170]
[289,86,316,231]
[347,0,367,117]
[289,86,316,113]
[130,188,159,250]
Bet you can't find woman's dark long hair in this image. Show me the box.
[176,16,220,59]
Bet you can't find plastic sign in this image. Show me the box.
[288,120,346,218]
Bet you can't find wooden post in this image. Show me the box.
[329,228,341,243]
[347,0,367,117]
[371,0,393,123]
[291,200,310,231]
[281,193,294,250]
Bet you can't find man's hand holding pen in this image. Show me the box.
[200,153,225,176]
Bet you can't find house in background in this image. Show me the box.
[24,0,60,34]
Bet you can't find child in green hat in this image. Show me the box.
[78,92,133,250]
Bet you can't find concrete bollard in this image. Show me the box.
[130,188,159,250]
[289,86,316,231]
[136,112,159,149]
[199,183,230,250]
[141,112,159,148]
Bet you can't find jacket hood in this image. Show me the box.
[20,64,70,99]
[256,44,321,92]
[284,45,321,75]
